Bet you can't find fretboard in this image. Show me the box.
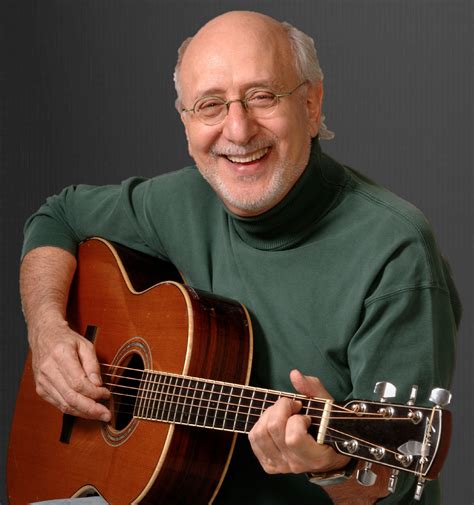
[133,370,324,434]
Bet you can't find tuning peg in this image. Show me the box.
[387,469,399,493]
[374,382,396,403]
[356,462,377,486]
[407,385,418,405]
[414,477,426,501]
[429,388,452,408]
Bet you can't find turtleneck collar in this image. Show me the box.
[225,138,348,250]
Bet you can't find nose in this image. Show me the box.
[221,100,258,145]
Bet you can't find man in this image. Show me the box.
[19,10,459,505]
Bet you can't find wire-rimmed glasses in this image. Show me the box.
[181,81,307,126]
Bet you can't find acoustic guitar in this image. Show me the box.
[7,238,452,504]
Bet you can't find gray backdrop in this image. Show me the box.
[2,1,472,504]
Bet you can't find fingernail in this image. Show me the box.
[90,373,102,386]
[101,412,111,422]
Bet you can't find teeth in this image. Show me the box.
[226,147,269,163]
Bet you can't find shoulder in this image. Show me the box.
[329,162,449,291]
[128,166,216,209]
[343,165,432,237]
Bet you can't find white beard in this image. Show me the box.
[198,137,311,214]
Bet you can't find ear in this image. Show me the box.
[180,112,194,158]
[305,81,324,138]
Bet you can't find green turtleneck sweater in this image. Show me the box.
[22,141,460,504]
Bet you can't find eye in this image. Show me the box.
[246,90,276,107]
[195,97,225,113]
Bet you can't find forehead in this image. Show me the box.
[180,21,297,102]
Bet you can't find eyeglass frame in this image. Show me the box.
[181,81,308,125]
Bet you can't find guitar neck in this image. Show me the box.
[132,370,324,436]
[109,366,449,482]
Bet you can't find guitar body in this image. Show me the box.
[7,238,253,504]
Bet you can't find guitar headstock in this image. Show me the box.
[327,383,452,501]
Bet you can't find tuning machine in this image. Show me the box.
[429,388,452,408]
[387,469,399,493]
[374,381,396,402]
[356,462,377,486]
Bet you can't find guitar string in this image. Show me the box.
[101,364,423,420]
[107,386,416,423]
[321,425,423,473]
[99,363,394,418]
[102,375,382,419]
[105,387,423,472]
[98,365,429,470]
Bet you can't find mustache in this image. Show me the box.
[210,137,276,157]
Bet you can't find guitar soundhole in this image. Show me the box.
[110,353,144,431]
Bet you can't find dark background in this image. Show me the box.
[2,1,472,503]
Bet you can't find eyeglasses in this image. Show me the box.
[181,81,307,126]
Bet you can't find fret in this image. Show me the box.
[248,389,267,431]
[263,391,280,411]
[187,378,200,425]
[221,385,235,430]
[211,383,224,429]
[203,381,217,427]
[178,377,190,424]
[194,379,207,427]
[260,391,269,417]
[152,373,167,421]
[162,374,174,422]
[200,380,214,427]
[133,370,147,418]
[142,371,153,419]
[303,398,320,439]
[302,397,316,417]
[169,375,181,423]
[140,371,151,419]
[242,388,255,433]
[232,387,245,431]
[145,371,159,420]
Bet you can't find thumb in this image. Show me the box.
[289,369,333,400]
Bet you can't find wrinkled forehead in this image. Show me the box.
[179,20,298,104]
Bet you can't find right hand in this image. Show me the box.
[29,320,111,421]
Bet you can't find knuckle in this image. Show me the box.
[288,461,306,474]
[264,466,279,475]
[59,402,74,415]
[51,344,65,358]
[267,419,283,437]
[285,431,304,450]
[69,376,86,392]
[64,388,79,406]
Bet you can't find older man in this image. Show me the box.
[19,11,458,505]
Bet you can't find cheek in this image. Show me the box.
[186,125,218,160]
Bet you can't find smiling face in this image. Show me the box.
[179,12,323,216]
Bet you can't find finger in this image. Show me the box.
[249,397,301,473]
[37,367,111,421]
[54,342,109,401]
[264,397,301,451]
[249,430,284,474]
[41,357,111,421]
[289,369,332,400]
[77,339,104,387]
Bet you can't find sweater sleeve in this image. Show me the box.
[22,177,169,260]
[345,235,459,504]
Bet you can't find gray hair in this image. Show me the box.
[173,20,334,140]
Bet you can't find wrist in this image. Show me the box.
[306,458,357,486]
[28,312,69,348]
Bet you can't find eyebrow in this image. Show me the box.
[192,79,283,102]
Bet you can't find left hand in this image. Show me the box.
[249,369,350,474]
